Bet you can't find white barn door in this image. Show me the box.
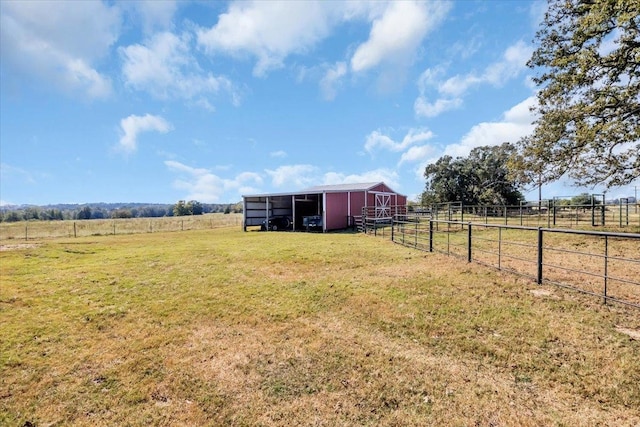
[375,193,392,219]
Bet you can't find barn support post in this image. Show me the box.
[292,195,296,231]
[322,192,327,233]
[242,198,247,231]
[266,197,270,229]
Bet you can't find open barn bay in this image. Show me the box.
[1,228,639,426]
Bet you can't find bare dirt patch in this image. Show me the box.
[0,243,39,251]
[616,327,640,340]
[529,288,559,298]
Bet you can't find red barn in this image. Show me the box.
[242,182,407,232]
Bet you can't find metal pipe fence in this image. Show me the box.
[424,201,640,229]
[390,216,640,309]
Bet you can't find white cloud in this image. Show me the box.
[323,169,400,190]
[197,1,337,76]
[165,160,262,202]
[529,0,547,29]
[117,114,172,154]
[265,164,319,188]
[414,97,463,118]
[320,62,347,101]
[365,128,434,153]
[270,150,287,158]
[443,96,537,158]
[415,40,533,118]
[441,40,532,96]
[351,1,450,73]
[0,0,120,98]
[0,163,36,184]
[132,0,178,34]
[399,145,435,165]
[120,31,237,105]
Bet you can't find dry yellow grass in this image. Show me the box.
[1,228,639,426]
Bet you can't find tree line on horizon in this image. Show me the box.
[0,201,243,223]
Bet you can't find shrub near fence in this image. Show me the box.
[0,213,243,241]
[390,216,640,309]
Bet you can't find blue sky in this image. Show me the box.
[1,0,637,205]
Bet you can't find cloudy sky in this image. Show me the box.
[1,0,636,205]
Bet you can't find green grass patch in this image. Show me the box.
[1,228,639,426]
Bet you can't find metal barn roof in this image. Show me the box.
[300,182,381,193]
[243,182,403,198]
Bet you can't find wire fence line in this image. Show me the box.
[381,216,640,309]
[0,214,243,241]
[421,201,640,229]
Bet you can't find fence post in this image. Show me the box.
[498,227,502,270]
[74,222,77,238]
[520,203,523,226]
[429,219,433,252]
[467,222,472,262]
[25,225,28,241]
[619,201,623,228]
[391,217,394,241]
[113,221,116,235]
[537,228,543,284]
[604,235,608,304]
[415,219,418,248]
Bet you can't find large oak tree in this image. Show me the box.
[515,0,639,188]
[423,143,524,206]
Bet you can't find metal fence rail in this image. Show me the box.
[425,200,640,229]
[390,216,640,309]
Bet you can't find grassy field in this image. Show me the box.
[1,228,639,426]
[0,213,244,241]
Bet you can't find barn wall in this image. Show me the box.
[366,192,377,206]
[350,191,366,216]
[326,192,349,230]
[370,183,392,193]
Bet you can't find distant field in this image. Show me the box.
[0,213,243,241]
[1,228,639,426]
